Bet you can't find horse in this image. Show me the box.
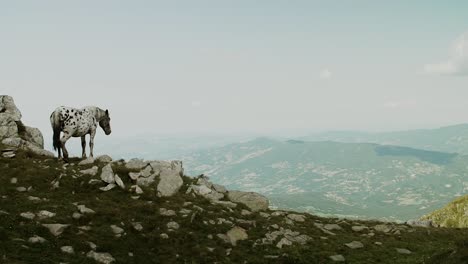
[50,106,111,162]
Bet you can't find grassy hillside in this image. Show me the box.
[421,195,468,228]
[183,138,467,221]
[1,147,468,263]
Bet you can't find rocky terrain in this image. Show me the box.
[422,195,468,228]
[0,148,467,264]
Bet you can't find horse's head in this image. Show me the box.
[99,109,112,135]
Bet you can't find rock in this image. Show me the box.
[36,210,56,219]
[77,205,95,214]
[226,226,248,246]
[375,242,383,246]
[27,196,42,202]
[134,185,143,194]
[150,160,183,176]
[406,219,433,227]
[324,224,342,231]
[28,235,46,244]
[61,246,74,254]
[110,225,124,236]
[396,248,412,254]
[212,201,238,208]
[128,172,140,180]
[125,158,147,170]
[42,224,69,236]
[160,233,169,239]
[329,255,345,262]
[352,225,368,232]
[132,222,143,231]
[114,174,125,189]
[374,224,392,233]
[87,241,97,250]
[140,165,152,177]
[20,212,35,220]
[160,208,176,216]
[72,212,82,219]
[157,168,183,197]
[100,183,116,192]
[96,155,113,163]
[3,151,15,158]
[287,214,306,222]
[80,166,99,176]
[86,251,115,264]
[241,209,252,216]
[167,221,180,230]
[276,237,293,249]
[10,177,17,184]
[100,164,115,184]
[227,191,269,212]
[212,184,227,193]
[345,241,364,249]
[78,157,95,166]
[16,186,27,192]
[136,173,156,187]
[197,177,213,188]
[0,96,21,121]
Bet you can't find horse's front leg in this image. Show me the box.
[89,129,96,158]
[60,132,72,163]
[81,136,87,159]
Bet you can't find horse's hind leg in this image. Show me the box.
[89,130,96,158]
[60,132,72,162]
[81,136,87,159]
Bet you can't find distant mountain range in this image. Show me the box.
[182,137,467,221]
[300,123,468,155]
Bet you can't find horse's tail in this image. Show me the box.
[50,110,61,151]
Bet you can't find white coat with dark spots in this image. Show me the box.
[50,106,111,162]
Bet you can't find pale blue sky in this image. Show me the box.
[1,1,468,145]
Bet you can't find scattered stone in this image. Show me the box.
[287,214,306,222]
[100,164,115,184]
[217,234,230,244]
[227,191,269,212]
[276,237,293,248]
[110,225,124,236]
[374,242,383,246]
[241,209,252,216]
[324,224,342,231]
[79,226,92,231]
[2,151,15,158]
[72,212,82,219]
[226,226,248,246]
[128,172,140,181]
[352,226,368,232]
[345,241,364,249]
[96,155,113,163]
[160,233,169,239]
[42,224,69,236]
[260,212,270,218]
[80,166,99,176]
[160,208,176,216]
[140,165,153,177]
[329,255,345,262]
[88,179,101,185]
[114,174,125,189]
[134,185,143,194]
[212,201,237,208]
[136,173,156,187]
[212,184,227,193]
[272,211,287,217]
[86,251,115,264]
[396,248,412,254]
[28,235,46,244]
[27,196,42,202]
[167,221,180,230]
[10,177,17,184]
[99,183,116,192]
[132,222,143,231]
[37,210,56,220]
[78,157,95,166]
[374,224,392,233]
[406,219,434,228]
[87,242,97,250]
[61,246,74,254]
[16,186,27,192]
[20,212,35,220]
[77,205,95,214]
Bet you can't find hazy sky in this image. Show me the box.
[1,1,468,144]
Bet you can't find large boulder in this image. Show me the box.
[227,191,269,212]
[157,168,183,197]
[0,95,49,155]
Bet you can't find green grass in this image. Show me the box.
[0,147,467,263]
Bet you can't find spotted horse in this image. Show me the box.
[50,106,111,162]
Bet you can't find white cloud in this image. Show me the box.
[319,68,332,79]
[424,31,468,75]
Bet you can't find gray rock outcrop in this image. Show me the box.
[227,191,269,212]
[0,95,52,156]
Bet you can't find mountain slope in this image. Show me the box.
[301,124,468,155]
[183,138,467,221]
[1,146,468,263]
[422,195,468,228]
